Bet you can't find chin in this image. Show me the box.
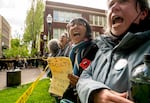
[111,30,123,36]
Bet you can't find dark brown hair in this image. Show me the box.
[135,0,150,18]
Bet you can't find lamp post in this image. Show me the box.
[46,14,52,41]
[43,34,47,56]
[2,42,4,58]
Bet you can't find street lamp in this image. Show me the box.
[2,42,4,48]
[43,34,47,56]
[46,14,52,41]
[2,42,4,58]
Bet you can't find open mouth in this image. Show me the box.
[73,32,80,36]
[112,16,123,25]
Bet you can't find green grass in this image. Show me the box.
[0,78,56,103]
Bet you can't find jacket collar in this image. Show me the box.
[115,30,150,52]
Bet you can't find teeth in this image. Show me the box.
[112,16,123,24]
[73,32,80,36]
[74,32,79,34]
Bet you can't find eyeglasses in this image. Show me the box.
[68,19,86,27]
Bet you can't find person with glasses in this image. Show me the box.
[76,0,150,103]
[61,17,99,103]
[57,32,71,57]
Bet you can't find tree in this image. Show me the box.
[3,39,29,58]
[23,0,44,57]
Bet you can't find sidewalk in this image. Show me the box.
[0,67,47,90]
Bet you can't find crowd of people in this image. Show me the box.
[46,0,150,103]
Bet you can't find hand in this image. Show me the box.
[93,89,134,103]
[68,74,79,86]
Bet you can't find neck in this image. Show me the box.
[110,18,150,40]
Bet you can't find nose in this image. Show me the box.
[75,23,79,26]
[110,2,120,12]
[72,23,78,28]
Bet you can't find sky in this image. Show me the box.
[0,0,107,38]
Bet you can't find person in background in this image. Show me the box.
[47,38,60,57]
[42,38,59,70]
[61,17,99,103]
[76,0,150,103]
[57,32,71,57]
[23,58,28,68]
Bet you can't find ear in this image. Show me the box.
[140,9,148,20]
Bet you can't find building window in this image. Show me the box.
[89,15,106,27]
[53,10,82,23]
[53,28,67,39]
[92,31,100,39]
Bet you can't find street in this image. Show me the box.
[0,67,47,90]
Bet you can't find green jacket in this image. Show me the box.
[77,30,150,103]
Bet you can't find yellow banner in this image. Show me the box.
[47,57,72,97]
[16,65,48,103]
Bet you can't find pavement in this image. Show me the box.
[0,67,48,90]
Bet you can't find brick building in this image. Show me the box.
[0,15,11,58]
[44,0,106,39]
[41,0,107,55]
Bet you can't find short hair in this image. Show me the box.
[47,39,60,55]
[66,17,92,40]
